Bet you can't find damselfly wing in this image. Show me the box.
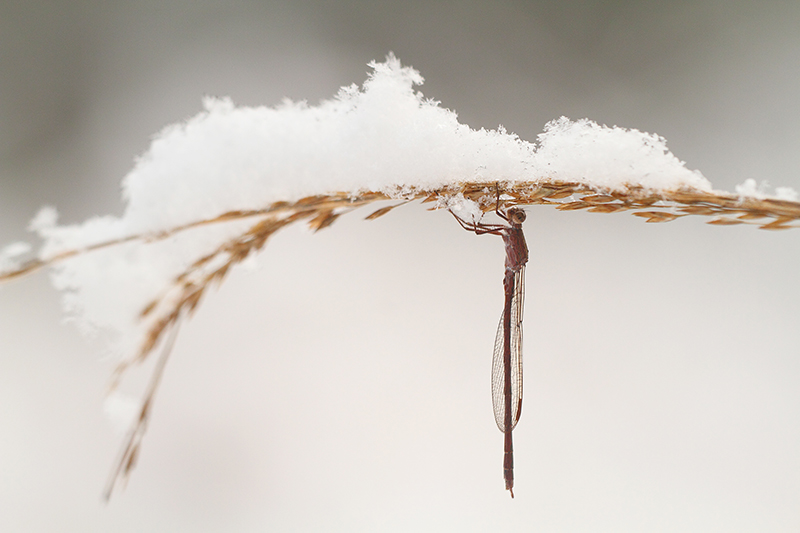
[450,195,528,498]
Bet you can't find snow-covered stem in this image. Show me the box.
[8,178,794,499]
[3,54,799,498]
[4,179,798,287]
[6,177,799,372]
[3,179,800,373]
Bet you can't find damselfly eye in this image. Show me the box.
[509,208,526,224]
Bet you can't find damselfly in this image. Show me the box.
[451,192,528,498]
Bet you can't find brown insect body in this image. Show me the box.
[451,198,528,498]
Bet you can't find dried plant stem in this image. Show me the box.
[103,319,181,500]
[2,179,798,497]
[3,180,798,287]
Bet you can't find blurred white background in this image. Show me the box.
[1,1,799,531]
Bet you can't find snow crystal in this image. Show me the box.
[775,187,799,202]
[736,179,767,198]
[29,206,58,232]
[441,193,484,222]
[1,241,32,258]
[735,178,798,201]
[0,241,32,272]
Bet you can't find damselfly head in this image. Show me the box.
[506,208,526,225]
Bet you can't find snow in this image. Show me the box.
[442,193,485,222]
[0,241,32,273]
[776,187,799,201]
[29,206,59,232]
[103,391,140,434]
[5,54,719,358]
[534,117,710,192]
[736,178,800,201]
[41,54,710,251]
